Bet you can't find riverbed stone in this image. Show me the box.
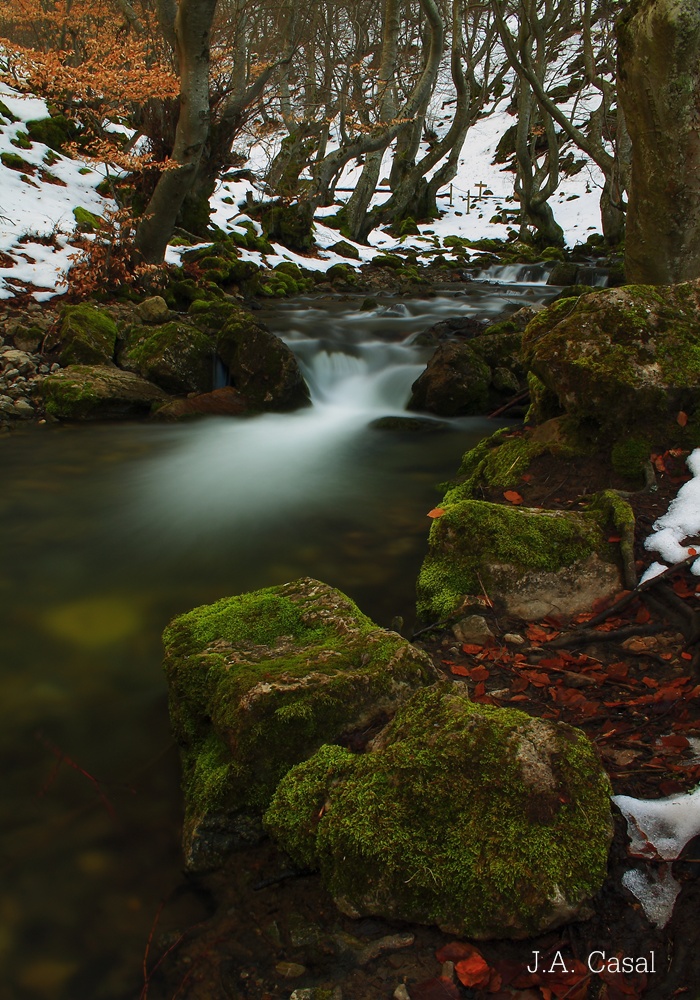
[264,683,613,939]
[523,280,700,442]
[136,295,170,324]
[120,320,215,395]
[51,304,118,366]
[40,365,168,419]
[216,310,310,411]
[162,577,437,872]
[152,386,248,419]
[416,499,621,621]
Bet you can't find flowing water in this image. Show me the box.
[0,283,553,999]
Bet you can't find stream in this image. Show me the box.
[0,276,560,999]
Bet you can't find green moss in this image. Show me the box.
[26,115,78,152]
[123,321,214,395]
[43,373,99,419]
[611,436,652,480]
[11,132,32,150]
[163,579,436,857]
[0,100,19,123]
[417,499,607,620]
[58,304,118,366]
[1,151,31,171]
[265,684,612,938]
[445,429,549,501]
[72,206,103,231]
[327,263,358,285]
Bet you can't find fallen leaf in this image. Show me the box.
[503,490,523,505]
[455,952,492,988]
[689,547,698,556]
[469,665,490,682]
[608,535,622,543]
[462,643,484,655]
[428,508,445,518]
[449,663,470,677]
[677,411,689,427]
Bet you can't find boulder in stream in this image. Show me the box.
[120,320,216,395]
[264,683,613,939]
[40,364,168,419]
[523,280,700,442]
[162,577,437,871]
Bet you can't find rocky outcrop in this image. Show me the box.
[46,303,118,367]
[120,320,216,395]
[417,498,621,622]
[40,365,168,419]
[523,281,700,442]
[265,683,613,939]
[162,578,437,871]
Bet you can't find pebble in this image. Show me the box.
[452,614,494,645]
[275,961,307,978]
[0,328,47,426]
[393,986,411,1000]
[504,632,525,644]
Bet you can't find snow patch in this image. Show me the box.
[613,784,700,860]
[641,447,700,582]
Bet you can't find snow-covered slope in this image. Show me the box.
[0,84,604,300]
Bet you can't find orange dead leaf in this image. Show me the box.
[462,643,484,655]
[449,664,470,677]
[677,411,689,427]
[427,508,445,518]
[503,490,523,505]
[455,952,491,989]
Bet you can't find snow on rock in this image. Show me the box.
[621,865,681,928]
[613,784,700,860]
[641,448,700,583]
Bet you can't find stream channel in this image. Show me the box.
[0,272,560,999]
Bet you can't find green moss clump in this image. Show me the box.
[611,436,652,480]
[526,371,564,424]
[444,429,548,501]
[0,100,19,123]
[43,372,100,419]
[327,262,358,285]
[57,304,118,366]
[26,115,78,152]
[11,132,32,150]
[265,683,612,939]
[122,321,215,395]
[417,499,607,620]
[72,206,103,231]
[1,151,32,171]
[163,578,436,868]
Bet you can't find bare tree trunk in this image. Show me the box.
[618,0,700,283]
[134,0,218,264]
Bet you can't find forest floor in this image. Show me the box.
[145,445,700,1000]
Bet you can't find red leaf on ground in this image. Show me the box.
[661,734,690,750]
[462,643,484,655]
[607,661,629,679]
[636,605,651,623]
[653,454,667,473]
[523,670,550,687]
[672,578,695,597]
[449,663,470,677]
[526,624,557,642]
[677,410,689,427]
[435,941,480,963]
[474,681,486,698]
[503,490,523,505]
[455,952,492,988]
[608,535,622,543]
[469,665,490,682]
[410,977,460,1000]
[681,651,693,660]
[521,473,533,482]
[689,546,697,556]
[427,507,445,518]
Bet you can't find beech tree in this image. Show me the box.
[617,0,700,283]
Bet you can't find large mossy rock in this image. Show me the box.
[121,321,215,395]
[417,499,621,621]
[41,365,168,419]
[408,332,525,416]
[50,304,118,366]
[162,578,437,872]
[523,281,700,442]
[216,310,310,411]
[264,683,613,939]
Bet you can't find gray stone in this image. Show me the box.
[452,614,494,645]
[136,295,170,324]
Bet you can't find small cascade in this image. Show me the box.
[472,262,555,285]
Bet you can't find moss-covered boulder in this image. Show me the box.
[72,206,103,232]
[26,115,78,152]
[50,304,118,366]
[257,200,315,251]
[523,280,700,443]
[417,498,621,621]
[264,683,613,939]
[41,365,168,420]
[163,577,437,871]
[121,321,215,395]
[407,342,493,416]
[216,309,310,411]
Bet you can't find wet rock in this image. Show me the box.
[407,342,491,416]
[451,614,494,645]
[40,365,168,420]
[417,499,622,621]
[48,304,118,366]
[265,683,613,939]
[152,386,248,420]
[163,577,437,872]
[136,295,170,324]
[120,320,215,395]
[523,280,700,441]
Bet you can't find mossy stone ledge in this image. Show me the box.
[162,577,437,872]
[522,279,700,445]
[417,498,621,622]
[41,365,168,420]
[49,303,118,367]
[264,683,613,939]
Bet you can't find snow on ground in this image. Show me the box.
[1,83,604,299]
[0,84,113,300]
[641,449,700,584]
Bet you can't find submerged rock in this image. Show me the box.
[264,683,613,939]
[162,577,437,871]
[40,364,168,419]
[417,499,621,621]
